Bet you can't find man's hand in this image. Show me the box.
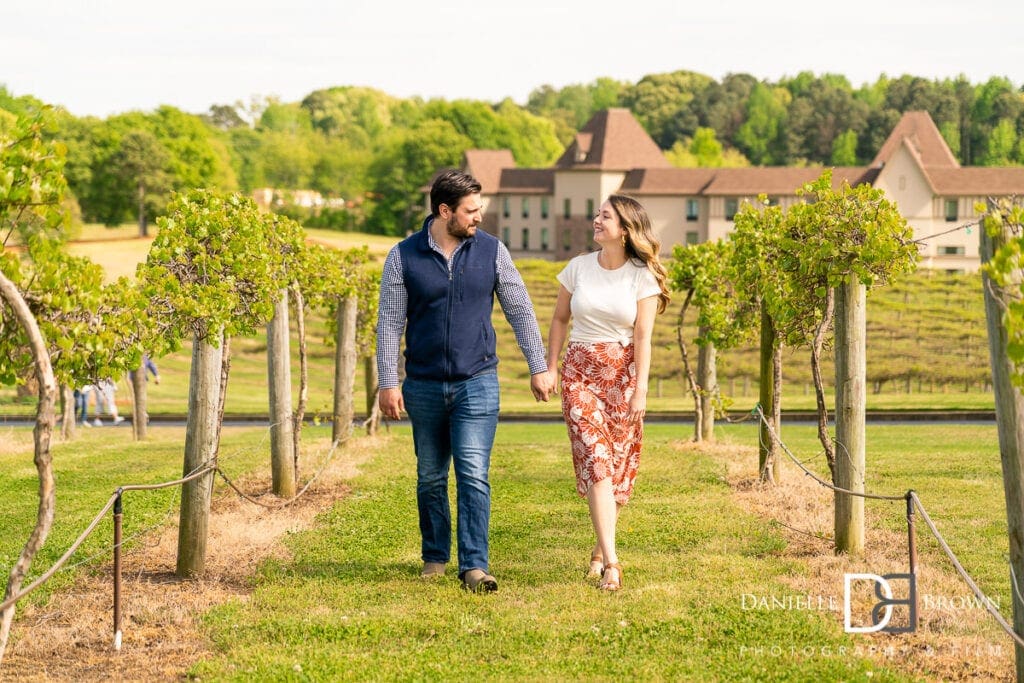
[379,387,404,420]
[530,372,554,402]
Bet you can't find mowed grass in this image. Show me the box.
[0,416,1011,679]
[0,424,277,602]
[181,421,1012,681]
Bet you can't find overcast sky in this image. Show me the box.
[4,0,1022,118]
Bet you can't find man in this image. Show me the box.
[376,169,552,592]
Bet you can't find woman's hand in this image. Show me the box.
[628,387,647,422]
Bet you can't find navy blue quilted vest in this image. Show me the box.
[398,219,499,382]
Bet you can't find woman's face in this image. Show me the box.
[592,200,624,247]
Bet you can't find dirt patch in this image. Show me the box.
[2,435,381,681]
[678,438,1014,682]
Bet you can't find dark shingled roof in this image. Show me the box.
[555,108,671,171]
[498,168,555,194]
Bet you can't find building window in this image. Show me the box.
[521,197,530,219]
[938,245,965,256]
[521,228,529,251]
[541,197,549,219]
[766,196,780,206]
[945,199,958,222]
[563,198,571,219]
[685,231,699,245]
[686,199,699,222]
[725,198,739,221]
[561,228,572,251]
[540,228,549,251]
[502,197,510,219]
[501,227,510,247]
[586,199,595,219]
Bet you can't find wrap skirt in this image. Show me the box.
[560,341,642,505]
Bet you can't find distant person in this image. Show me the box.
[143,354,160,384]
[93,378,125,426]
[74,384,92,427]
[543,194,670,591]
[376,169,553,592]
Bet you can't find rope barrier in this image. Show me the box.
[215,434,348,509]
[751,404,1024,648]
[0,461,216,614]
[754,404,904,501]
[910,219,980,245]
[910,492,1024,649]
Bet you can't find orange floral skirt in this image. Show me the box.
[560,341,642,505]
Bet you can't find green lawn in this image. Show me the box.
[0,425,274,603]
[0,419,1013,679]
[181,422,1010,681]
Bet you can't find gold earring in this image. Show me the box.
[621,234,627,247]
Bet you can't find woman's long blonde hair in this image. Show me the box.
[608,194,671,314]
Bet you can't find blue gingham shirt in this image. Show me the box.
[376,223,548,389]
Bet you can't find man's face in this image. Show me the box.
[444,193,483,238]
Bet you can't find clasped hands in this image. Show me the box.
[531,369,559,402]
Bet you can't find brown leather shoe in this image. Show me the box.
[461,568,498,593]
[421,562,446,578]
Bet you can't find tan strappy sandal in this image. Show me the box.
[587,551,604,578]
[599,562,622,591]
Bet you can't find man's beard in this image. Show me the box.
[446,215,476,238]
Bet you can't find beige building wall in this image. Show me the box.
[640,196,691,250]
[875,146,979,272]
[495,194,556,257]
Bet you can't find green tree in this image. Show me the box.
[668,239,756,439]
[108,129,172,236]
[366,119,471,235]
[620,70,713,147]
[139,189,287,577]
[735,82,788,165]
[981,118,1019,166]
[830,129,858,166]
[0,110,68,664]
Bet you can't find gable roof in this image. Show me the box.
[871,111,959,169]
[926,167,1024,195]
[620,168,717,195]
[699,167,876,196]
[555,108,671,171]
[498,168,555,194]
[462,149,516,194]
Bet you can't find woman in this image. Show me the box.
[545,194,670,591]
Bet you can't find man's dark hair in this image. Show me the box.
[430,170,482,216]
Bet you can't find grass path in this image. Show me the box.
[190,424,911,681]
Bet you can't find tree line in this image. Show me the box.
[2,70,1022,237]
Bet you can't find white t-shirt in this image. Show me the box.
[557,251,662,344]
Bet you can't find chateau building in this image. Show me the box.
[449,108,1024,272]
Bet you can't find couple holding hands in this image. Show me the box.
[376,170,670,593]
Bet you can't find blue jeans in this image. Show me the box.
[402,372,500,576]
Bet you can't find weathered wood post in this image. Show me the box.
[758,304,780,483]
[332,294,358,444]
[980,207,1024,678]
[176,333,223,578]
[697,333,717,442]
[834,276,866,555]
[267,290,296,497]
[129,364,147,440]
